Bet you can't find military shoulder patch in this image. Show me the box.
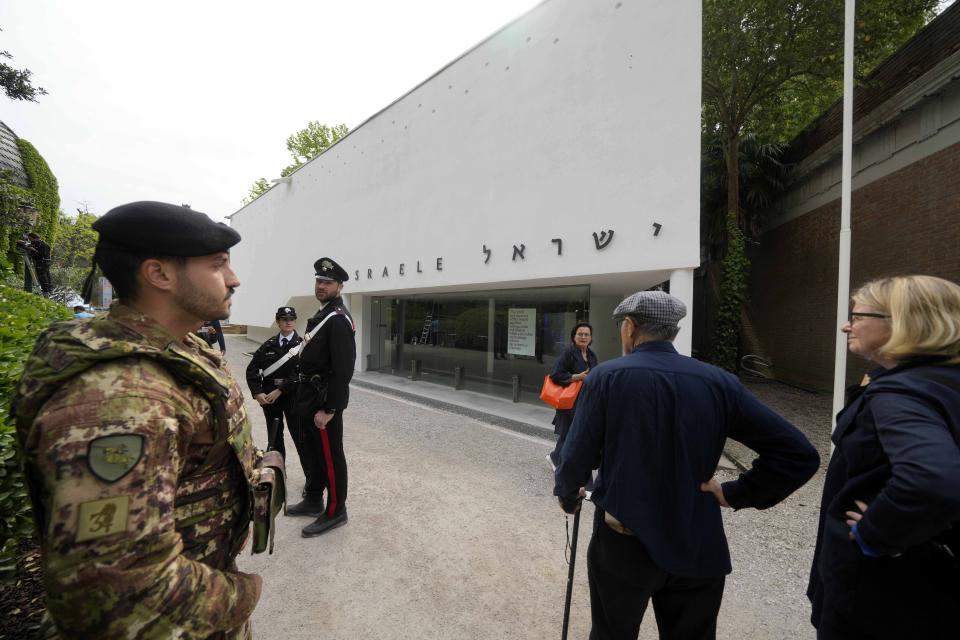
[87,434,145,483]
[76,496,130,542]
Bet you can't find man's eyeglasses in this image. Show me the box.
[848,312,890,323]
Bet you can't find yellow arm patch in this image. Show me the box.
[76,496,130,542]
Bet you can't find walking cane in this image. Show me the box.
[561,505,582,640]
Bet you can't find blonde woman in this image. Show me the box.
[808,275,960,639]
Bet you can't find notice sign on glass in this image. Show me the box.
[508,308,536,357]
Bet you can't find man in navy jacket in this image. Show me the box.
[554,290,819,640]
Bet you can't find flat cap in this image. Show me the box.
[612,290,687,327]
[314,257,348,282]
[92,201,240,256]
[276,306,297,320]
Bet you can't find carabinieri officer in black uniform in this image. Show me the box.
[287,257,356,538]
[245,306,302,460]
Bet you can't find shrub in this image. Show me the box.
[0,285,71,581]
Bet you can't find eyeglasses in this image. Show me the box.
[847,312,890,323]
[574,332,592,338]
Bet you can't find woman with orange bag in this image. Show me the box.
[547,322,598,469]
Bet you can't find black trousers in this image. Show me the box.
[587,512,725,640]
[37,265,52,294]
[550,409,574,462]
[292,410,348,516]
[260,397,293,460]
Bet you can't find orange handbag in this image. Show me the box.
[539,375,583,410]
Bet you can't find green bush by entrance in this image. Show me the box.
[0,285,72,581]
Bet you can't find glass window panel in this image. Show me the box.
[371,285,590,403]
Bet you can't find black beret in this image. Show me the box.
[314,257,348,282]
[276,306,297,320]
[92,201,241,256]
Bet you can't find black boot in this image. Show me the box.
[287,498,325,517]
[302,509,348,537]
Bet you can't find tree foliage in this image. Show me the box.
[244,178,270,205]
[701,132,790,259]
[703,0,936,224]
[243,121,349,205]
[281,122,350,177]
[701,0,937,369]
[703,0,937,146]
[0,27,46,103]
[51,209,98,294]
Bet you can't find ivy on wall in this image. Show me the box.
[0,176,36,273]
[0,138,60,275]
[16,138,59,242]
[710,211,750,372]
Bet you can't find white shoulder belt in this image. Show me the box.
[259,311,348,378]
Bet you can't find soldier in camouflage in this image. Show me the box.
[13,201,266,639]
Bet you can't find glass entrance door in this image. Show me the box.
[370,297,399,371]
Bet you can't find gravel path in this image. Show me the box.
[228,337,830,639]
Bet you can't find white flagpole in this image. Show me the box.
[831,0,857,442]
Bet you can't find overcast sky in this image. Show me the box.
[3,1,956,224]
[1,0,543,221]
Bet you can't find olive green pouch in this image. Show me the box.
[251,450,286,554]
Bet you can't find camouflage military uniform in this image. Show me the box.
[13,304,261,639]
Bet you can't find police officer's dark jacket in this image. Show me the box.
[245,332,302,396]
[295,297,356,415]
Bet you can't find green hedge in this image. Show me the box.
[0,285,72,580]
[17,139,60,245]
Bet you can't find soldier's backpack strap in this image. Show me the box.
[251,450,286,555]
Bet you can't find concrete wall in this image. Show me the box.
[231,0,702,367]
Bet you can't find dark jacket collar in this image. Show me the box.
[630,340,678,355]
[867,354,954,383]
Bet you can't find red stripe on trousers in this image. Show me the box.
[319,427,338,517]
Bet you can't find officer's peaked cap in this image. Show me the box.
[314,257,348,282]
[92,201,241,256]
[612,290,686,328]
[276,306,297,320]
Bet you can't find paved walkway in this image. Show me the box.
[229,336,819,639]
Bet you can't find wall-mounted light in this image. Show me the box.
[270,176,292,185]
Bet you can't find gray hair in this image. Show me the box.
[627,316,680,341]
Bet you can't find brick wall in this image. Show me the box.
[749,141,960,390]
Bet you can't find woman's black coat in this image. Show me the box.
[808,357,960,638]
[548,343,598,433]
